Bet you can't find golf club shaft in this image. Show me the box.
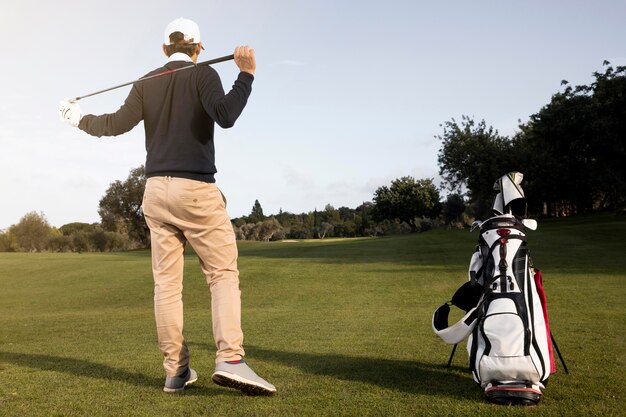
[72,54,235,102]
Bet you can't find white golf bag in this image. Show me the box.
[432,172,558,405]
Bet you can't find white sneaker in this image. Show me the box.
[212,359,276,396]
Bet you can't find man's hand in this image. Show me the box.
[59,99,83,127]
[234,46,256,75]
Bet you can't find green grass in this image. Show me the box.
[0,212,624,416]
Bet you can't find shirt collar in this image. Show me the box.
[167,52,194,63]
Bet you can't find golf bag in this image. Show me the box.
[432,172,557,405]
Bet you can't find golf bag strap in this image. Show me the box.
[475,234,528,288]
[432,303,479,345]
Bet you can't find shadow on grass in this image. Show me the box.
[1,349,480,400]
[0,351,244,397]
[245,346,479,400]
[0,351,162,388]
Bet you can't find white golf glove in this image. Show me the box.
[59,99,83,127]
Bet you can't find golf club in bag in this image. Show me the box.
[70,54,235,102]
[432,172,568,406]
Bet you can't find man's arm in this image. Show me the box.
[78,86,143,137]
[197,46,256,129]
[198,70,253,129]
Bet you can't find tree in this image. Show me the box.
[321,204,340,224]
[437,116,517,214]
[8,211,54,252]
[73,233,89,253]
[89,230,108,252]
[590,63,626,209]
[518,62,626,214]
[0,231,18,252]
[98,165,149,246]
[443,193,466,226]
[355,202,374,235]
[59,222,95,236]
[372,177,441,231]
[256,218,283,241]
[47,234,73,252]
[53,222,131,252]
[319,222,334,239]
[239,223,259,241]
[247,199,265,223]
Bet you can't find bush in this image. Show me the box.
[414,217,434,232]
[48,235,73,252]
[0,232,18,252]
[8,211,54,252]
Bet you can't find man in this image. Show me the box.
[59,17,275,396]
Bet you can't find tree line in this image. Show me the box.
[0,173,447,251]
[0,212,137,253]
[438,62,625,218]
[1,62,623,251]
[230,175,457,242]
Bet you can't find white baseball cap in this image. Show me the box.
[164,18,202,45]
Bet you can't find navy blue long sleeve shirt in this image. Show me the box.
[79,53,254,182]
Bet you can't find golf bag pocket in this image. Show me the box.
[478,356,540,385]
[482,300,525,355]
[472,298,540,384]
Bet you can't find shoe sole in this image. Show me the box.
[212,372,276,396]
[163,375,198,393]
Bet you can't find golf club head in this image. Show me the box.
[470,220,483,232]
[522,219,537,231]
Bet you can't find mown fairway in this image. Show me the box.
[1,213,624,416]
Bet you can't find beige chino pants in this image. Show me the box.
[142,176,244,377]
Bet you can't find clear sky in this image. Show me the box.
[1,0,624,229]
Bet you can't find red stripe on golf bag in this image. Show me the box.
[532,269,556,374]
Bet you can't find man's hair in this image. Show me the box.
[164,31,198,57]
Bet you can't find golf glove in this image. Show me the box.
[59,99,82,127]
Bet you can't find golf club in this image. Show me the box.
[71,54,235,102]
